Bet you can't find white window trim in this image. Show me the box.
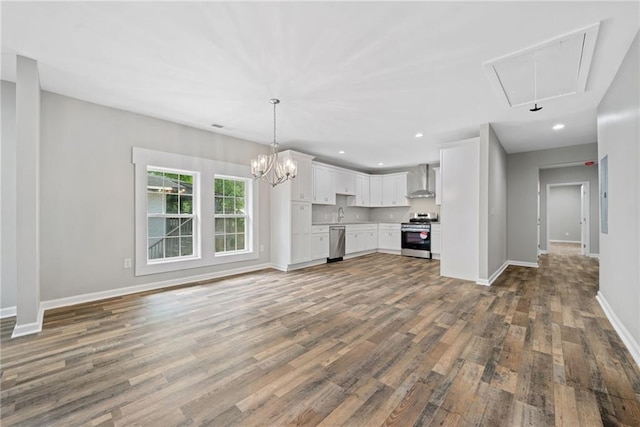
[133,148,259,276]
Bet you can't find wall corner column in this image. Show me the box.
[12,55,42,337]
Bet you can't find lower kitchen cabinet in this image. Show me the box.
[312,226,330,260]
[346,224,378,254]
[378,223,401,251]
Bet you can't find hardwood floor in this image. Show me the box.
[1,253,639,426]
[548,242,582,256]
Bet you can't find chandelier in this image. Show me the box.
[251,98,297,186]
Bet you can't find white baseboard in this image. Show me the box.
[11,304,44,338]
[538,250,549,255]
[477,261,509,286]
[596,291,640,369]
[0,306,17,319]
[549,240,581,244]
[377,249,402,255]
[11,263,272,338]
[588,253,600,259]
[508,260,539,268]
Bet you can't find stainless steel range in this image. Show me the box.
[401,212,438,259]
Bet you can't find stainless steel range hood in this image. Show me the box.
[407,164,436,199]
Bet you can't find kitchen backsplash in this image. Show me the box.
[311,195,440,223]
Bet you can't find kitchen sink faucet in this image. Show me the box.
[338,207,344,222]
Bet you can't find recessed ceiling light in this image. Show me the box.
[378,162,384,166]
[211,123,224,129]
[338,150,345,154]
[415,132,424,138]
[553,123,565,130]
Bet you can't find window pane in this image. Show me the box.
[215,179,224,196]
[223,197,234,214]
[165,237,180,258]
[224,180,235,196]
[237,217,245,232]
[147,192,164,214]
[148,217,165,238]
[214,218,225,234]
[180,195,193,214]
[215,235,225,252]
[181,237,193,256]
[166,194,179,213]
[235,181,245,197]
[225,234,236,252]
[235,198,245,214]
[180,174,193,193]
[237,233,245,251]
[165,172,179,181]
[148,238,164,259]
[225,218,236,233]
[166,218,180,237]
[180,218,193,236]
[215,197,224,214]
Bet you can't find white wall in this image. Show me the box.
[507,143,598,265]
[539,165,599,253]
[479,124,507,283]
[1,81,17,312]
[596,30,640,364]
[35,90,271,301]
[440,138,479,281]
[548,186,582,242]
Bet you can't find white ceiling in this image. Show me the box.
[2,2,638,171]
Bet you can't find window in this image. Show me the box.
[147,169,196,261]
[133,147,259,276]
[214,177,248,254]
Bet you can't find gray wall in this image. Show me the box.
[507,143,598,264]
[596,31,639,354]
[539,165,599,253]
[1,81,17,311]
[33,89,271,301]
[482,124,508,281]
[548,186,581,242]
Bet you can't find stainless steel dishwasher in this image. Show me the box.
[328,225,345,262]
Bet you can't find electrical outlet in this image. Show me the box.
[390,214,394,219]
[123,258,132,269]
[356,214,359,219]
[565,232,569,236]
[260,244,264,252]
[324,213,328,220]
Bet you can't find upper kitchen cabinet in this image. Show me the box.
[371,172,409,207]
[312,163,336,205]
[348,173,370,207]
[434,166,442,205]
[281,150,314,202]
[335,170,357,195]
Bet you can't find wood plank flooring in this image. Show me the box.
[1,253,639,426]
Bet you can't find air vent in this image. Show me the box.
[484,23,600,108]
[211,123,224,129]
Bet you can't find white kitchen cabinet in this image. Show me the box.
[349,174,370,207]
[312,163,336,205]
[370,175,383,207]
[380,173,409,207]
[335,170,357,195]
[312,225,330,260]
[346,224,377,254]
[378,223,401,251]
[291,202,312,264]
[271,150,315,271]
[434,167,441,206]
[290,153,313,202]
[430,223,441,258]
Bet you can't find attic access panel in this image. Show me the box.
[484,23,600,108]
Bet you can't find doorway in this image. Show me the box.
[546,182,590,255]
